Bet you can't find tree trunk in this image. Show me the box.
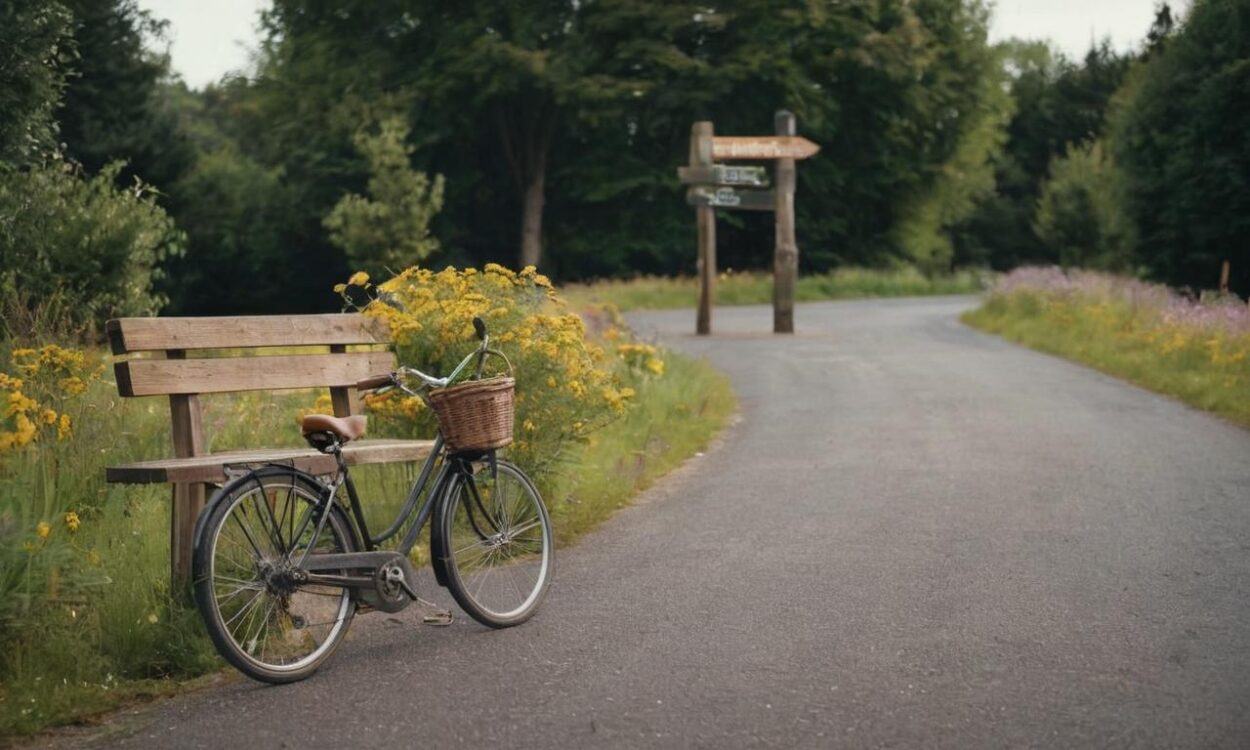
[495,101,554,270]
[519,164,546,268]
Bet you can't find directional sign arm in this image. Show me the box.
[678,164,770,187]
[687,186,776,212]
[711,136,820,161]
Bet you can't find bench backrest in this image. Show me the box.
[107,314,394,459]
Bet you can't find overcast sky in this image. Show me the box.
[140,0,1183,90]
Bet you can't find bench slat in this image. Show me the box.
[108,314,387,354]
[114,351,396,397]
[106,439,434,484]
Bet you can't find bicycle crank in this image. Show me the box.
[301,550,420,614]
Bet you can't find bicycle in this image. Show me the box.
[191,317,553,683]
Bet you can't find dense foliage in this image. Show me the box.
[0,0,185,335]
[1110,0,1250,294]
[0,160,184,335]
[2,0,1248,316]
[0,2,71,164]
[151,0,1010,305]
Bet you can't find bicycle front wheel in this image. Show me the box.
[437,458,553,627]
[193,469,357,683]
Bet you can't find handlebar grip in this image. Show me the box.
[472,317,487,340]
[356,373,395,391]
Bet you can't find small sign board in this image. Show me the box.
[678,164,769,188]
[712,136,820,161]
[687,186,776,212]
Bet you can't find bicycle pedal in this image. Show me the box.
[422,611,454,626]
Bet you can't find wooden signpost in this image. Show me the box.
[679,112,819,334]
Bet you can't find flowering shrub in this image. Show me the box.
[337,264,663,474]
[0,343,106,631]
[974,267,1250,415]
[1,345,101,452]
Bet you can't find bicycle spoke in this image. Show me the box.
[229,510,266,560]
[251,492,286,557]
[223,588,266,630]
[245,597,280,656]
[507,519,543,539]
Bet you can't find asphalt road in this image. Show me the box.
[68,297,1250,748]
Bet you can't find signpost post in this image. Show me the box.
[690,122,716,336]
[679,113,818,335]
[773,111,798,334]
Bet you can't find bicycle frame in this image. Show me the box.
[339,432,449,556]
[220,319,509,601]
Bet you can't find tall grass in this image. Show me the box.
[963,267,1250,426]
[0,339,733,736]
[561,267,986,312]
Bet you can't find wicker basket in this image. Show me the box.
[428,376,515,453]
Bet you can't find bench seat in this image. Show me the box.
[106,438,434,485]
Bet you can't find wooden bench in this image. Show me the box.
[105,314,433,586]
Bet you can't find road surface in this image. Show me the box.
[65,297,1250,748]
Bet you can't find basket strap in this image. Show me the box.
[481,348,514,379]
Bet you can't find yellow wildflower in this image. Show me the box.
[65,512,80,532]
[41,408,57,425]
[333,283,347,294]
[59,376,87,396]
[36,522,50,539]
[348,271,370,286]
[57,413,72,440]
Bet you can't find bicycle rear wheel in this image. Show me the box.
[437,458,553,627]
[193,469,357,683]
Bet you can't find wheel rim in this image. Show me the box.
[207,479,352,673]
[445,464,551,619]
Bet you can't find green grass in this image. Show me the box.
[561,267,987,312]
[0,346,733,737]
[962,292,1250,428]
[546,352,735,542]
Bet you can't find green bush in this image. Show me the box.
[1034,140,1133,271]
[0,159,184,337]
[344,265,659,478]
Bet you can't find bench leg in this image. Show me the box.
[171,481,207,589]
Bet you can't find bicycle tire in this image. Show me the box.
[436,458,553,627]
[193,468,357,683]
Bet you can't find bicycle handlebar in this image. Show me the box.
[356,317,493,394]
[356,373,395,391]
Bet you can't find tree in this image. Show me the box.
[953,39,1133,269]
[1111,0,1250,295]
[894,27,1015,273]
[1145,3,1176,55]
[249,1,1008,280]
[158,142,293,316]
[257,1,717,270]
[1034,140,1133,270]
[0,1,72,164]
[55,0,192,189]
[324,117,445,274]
